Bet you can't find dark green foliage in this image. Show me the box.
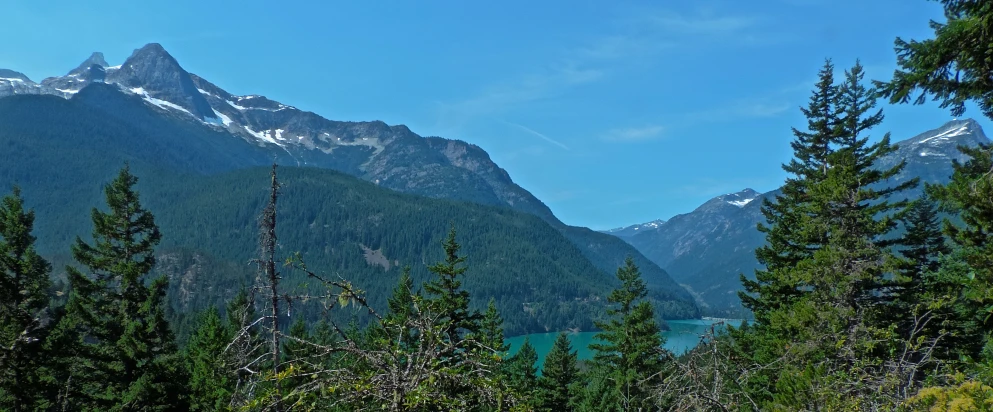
[0,90,698,338]
[572,367,620,412]
[877,0,993,120]
[741,60,839,323]
[53,166,188,411]
[588,257,667,411]
[506,337,539,406]
[538,332,579,411]
[184,306,233,411]
[479,298,509,355]
[900,195,951,277]
[0,187,54,411]
[928,142,993,347]
[424,225,482,345]
[896,195,952,309]
[880,0,993,369]
[729,61,924,408]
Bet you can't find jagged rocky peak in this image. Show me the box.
[107,43,217,120]
[71,52,109,74]
[39,51,115,95]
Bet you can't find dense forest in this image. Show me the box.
[3,0,993,410]
[0,84,698,338]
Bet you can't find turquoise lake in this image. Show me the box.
[505,318,743,370]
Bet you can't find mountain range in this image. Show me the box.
[0,43,698,334]
[610,119,991,316]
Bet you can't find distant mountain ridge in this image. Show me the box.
[612,119,990,316]
[601,219,667,239]
[0,43,697,322]
[0,44,559,221]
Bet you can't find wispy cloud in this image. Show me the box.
[575,35,675,60]
[434,6,772,133]
[434,63,603,128]
[685,98,792,122]
[602,125,666,142]
[644,11,758,36]
[502,120,571,150]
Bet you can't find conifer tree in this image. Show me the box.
[479,298,509,355]
[573,365,621,412]
[928,143,993,342]
[0,187,53,412]
[901,195,949,273]
[424,225,482,345]
[506,337,538,405]
[538,332,579,411]
[185,306,233,411]
[589,257,667,411]
[735,61,920,408]
[897,195,951,303]
[55,165,187,410]
[741,59,840,322]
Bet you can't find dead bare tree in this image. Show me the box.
[225,164,286,411]
[224,167,513,411]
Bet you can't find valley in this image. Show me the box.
[3,2,993,407]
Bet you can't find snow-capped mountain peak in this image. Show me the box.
[704,188,760,209]
[904,118,987,155]
[724,189,759,208]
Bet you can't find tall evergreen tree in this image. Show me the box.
[184,306,233,411]
[732,61,920,409]
[424,224,482,345]
[897,195,951,303]
[538,332,579,411]
[589,257,667,411]
[506,337,538,406]
[0,187,53,412]
[54,165,187,410]
[741,59,840,322]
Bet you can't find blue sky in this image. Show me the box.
[1,0,985,230]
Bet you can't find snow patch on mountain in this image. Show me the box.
[210,109,233,126]
[919,123,970,144]
[727,198,755,207]
[129,87,194,117]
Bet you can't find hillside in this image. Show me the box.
[0,44,686,298]
[0,92,698,335]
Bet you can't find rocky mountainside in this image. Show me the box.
[0,43,695,311]
[616,119,990,316]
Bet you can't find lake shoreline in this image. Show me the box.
[506,318,744,370]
